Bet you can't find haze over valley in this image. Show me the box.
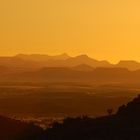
[0,54,139,120]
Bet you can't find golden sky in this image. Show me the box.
[1,0,140,63]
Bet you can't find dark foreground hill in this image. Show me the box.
[1,95,140,140]
[44,94,140,140]
[0,116,43,140]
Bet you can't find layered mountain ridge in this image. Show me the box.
[1,53,140,71]
[0,54,140,84]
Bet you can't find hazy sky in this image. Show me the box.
[1,0,140,63]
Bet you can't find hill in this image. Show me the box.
[45,94,140,140]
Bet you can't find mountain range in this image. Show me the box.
[0,53,140,71]
[0,54,140,84]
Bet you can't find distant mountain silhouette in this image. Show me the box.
[14,54,140,70]
[93,67,131,79]
[15,53,70,61]
[44,54,112,67]
[4,67,140,84]
[1,54,140,73]
[116,60,140,71]
[0,56,41,69]
[0,54,112,70]
[15,54,140,70]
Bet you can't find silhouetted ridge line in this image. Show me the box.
[117,94,140,117]
[1,53,140,70]
[44,94,140,140]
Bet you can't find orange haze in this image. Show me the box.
[1,0,140,63]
